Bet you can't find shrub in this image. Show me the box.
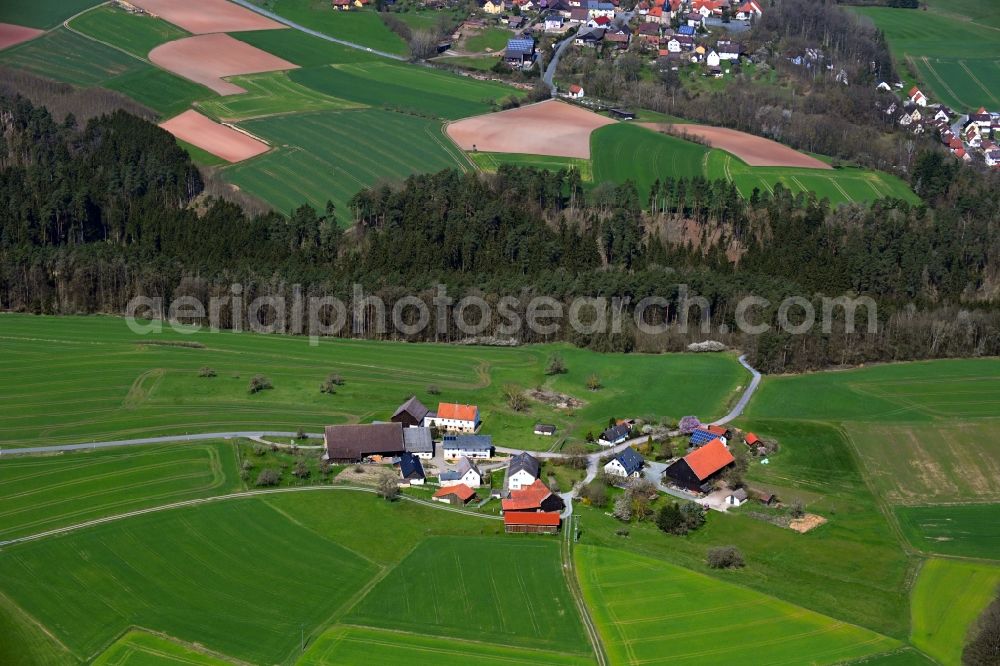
[545,353,567,375]
[255,468,281,487]
[198,366,216,378]
[427,384,441,395]
[615,528,630,537]
[248,374,272,394]
[678,416,702,434]
[241,459,254,472]
[320,373,344,394]
[790,500,805,518]
[503,384,528,411]
[292,461,310,479]
[586,374,602,391]
[707,546,745,569]
[252,444,267,456]
[295,427,307,441]
[376,474,399,501]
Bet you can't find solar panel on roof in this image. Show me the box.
[688,429,717,446]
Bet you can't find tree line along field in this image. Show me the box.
[852,5,1000,110]
[0,314,746,451]
[576,545,899,665]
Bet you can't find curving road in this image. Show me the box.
[228,0,406,61]
[710,355,761,426]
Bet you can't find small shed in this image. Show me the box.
[725,488,748,507]
[433,483,477,506]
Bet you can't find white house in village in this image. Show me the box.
[425,402,480,433]
[442,434,494,459]
[706,50,721,68]
[603,447,644,479]
[567,84,585,99]
[439,456,483,488]
[908,86,928,107]
[507,451,541,490]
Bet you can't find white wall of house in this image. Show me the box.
[443,447,491,459]
[428,417,478,432]
[461,469,482,487]
[508,469,537,490]
[726,494,745,506]
[603,459,628,477]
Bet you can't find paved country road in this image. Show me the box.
[710,355,762,426]
[229,0,407,61]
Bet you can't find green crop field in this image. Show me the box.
[925,0,1000,28]
[233,28,381,67]
[291,61,522,119]
[0,498,378,663]
[471,151,593,181]
[221,108,470,215]
[0,0,101,29]
[895,503,1000,559]
[103,67,213,118]
[434,54,502,71]
[911,559,1000,665]
[465,27,513,52]
[67,5,189,60]
[576,545,899,665]
[195,71,363,121]
[0,27,145,87]
[92,631,232,666]
[254,0,408,56]
[0,314,745,451]
[0,443,239,542]
[299,625,594,665]
[852,6,1000,110]
[592,123,710,193]
[348,536,590,653]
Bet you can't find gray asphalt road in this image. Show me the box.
[543,27,582,94]
[710,354,761,425]
[228,0,406,61]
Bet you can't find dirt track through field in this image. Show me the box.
[641,123,832,169]
[149,34,297,95]
[0,23,43,51]
[125,0,285,34]
[159,110,270,163]
[447,100,615,159]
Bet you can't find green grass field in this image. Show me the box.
[221,108,471,215]
[852,6,1000,110]
[92,631,232,666]
[465,27,513,52]
[471,151,593,181]
[348,536,591,653]
[0,443,239,541]
[0,27,145,87]
[911,559,1000,665]
[291,61,522,119]
[434,54,502,71]
[0,314,745,451]
[233,28,382,67]
[576,545,899,665]
[299,625,594,665]
[925,0,1000,28]
[256,0,408,56]
[0,0,101,29]
[895,503,1000,559]
[67,5,189,59]
[103,67,213,118]
[591,123,709,194]
[195,71,363,121]
[0,498,378,663]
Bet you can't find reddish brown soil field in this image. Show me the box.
[149,34,297,95]
[159,110,269,163]
[0,23,43,51]
[641,123,832,169]
[447,100,615,159]
[126,0,284,34]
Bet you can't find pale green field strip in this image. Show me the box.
[470,151,594,181]
[576,545,899,665]
[92,630,233,666]
[911,559,1000,666]
[195,71,364,121]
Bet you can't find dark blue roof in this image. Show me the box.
[601,424,631,441]
[688,428,717,446]
[615,446,644,475]
[399,452,425,479]
[443,434,493,451]
[678,25,695,35]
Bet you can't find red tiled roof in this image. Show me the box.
[595,15,611,24]
[744,432,759,445]
[504,512,560,526]
[435,483,475,501]
[437,402,477,421]
[502,478,551,511]
[707,425,727,436]
[569,84,582,93]
[684,438,734,480]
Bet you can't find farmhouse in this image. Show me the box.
[908,86,927,107]
[507,451,541,490]
[322,422,405,463]
[433,483,478,505]
[726,488,748,507]
[403,426,434,459]
[482,0,506,14]
[663,438,734,492]
[545,15,564,31]
[534,423,558,436]
[575,28,605,46]
[603,446,644,479]
[392,396,429,428]
[689,427,726,447]
[734,0,761,20]
[427,402,480,432]
[502,478,565,513]
[442,434,494,459]
[440,456,483,487]
[398,452,426,486]
[505,37,536,68]
[599,423,631,446]
[504,511,561,533]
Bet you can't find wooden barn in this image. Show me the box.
[391,396,430,428]
[433,483,478,506]
[504,511,560,534]
[663,438,734,492]
[322,422,405,463]
[502,478,565,513]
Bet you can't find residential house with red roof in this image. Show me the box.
[908,86,928,107]
[427,402,480,433]
[663,438,735,492]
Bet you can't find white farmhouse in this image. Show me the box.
[603,447,644,479]
[426,402,480,433]
[507,451,541,490]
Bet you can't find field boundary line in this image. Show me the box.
[0,589,76,660]
[916,56,968,109]
[562,523,608,666]
[62,3,154,67]
[957,59,1000,106]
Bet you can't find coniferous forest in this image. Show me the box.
[0,94,997,372]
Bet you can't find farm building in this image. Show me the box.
[663,438,734,492]
[433,483,478,506]
[744,432,760,447]
[534,423,557,436]
[442,434,494,460]
[689,427,727,447]
[599,423,631,446]
[726,488,748,507]
[391,396,430,428]
[398,452,426,486]
[507,451,541,490]
[403,427,434,459]
[604,446,644,479]
[504,38,536,68]
[502,478,565,513]
[504,511,560,534]
[439,456,483,488]
[322,422,405,463]
[427,402,480,433]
